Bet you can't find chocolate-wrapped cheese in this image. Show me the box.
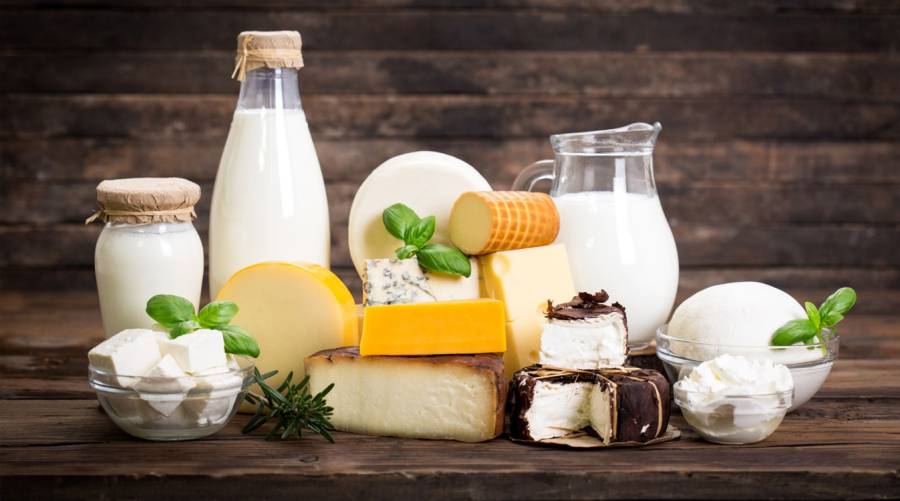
[510,365,670,444]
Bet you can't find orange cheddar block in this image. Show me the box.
[360,299,507,356]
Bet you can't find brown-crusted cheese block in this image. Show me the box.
[306,347,507,442]
[509,365,670,444]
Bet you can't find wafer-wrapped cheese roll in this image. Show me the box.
[449,191,560,255]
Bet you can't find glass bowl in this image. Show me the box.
[674,385,792,444]
[88,359,254,441]
[656,325,838,412]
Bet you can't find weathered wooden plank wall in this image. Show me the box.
[1,1,899,294]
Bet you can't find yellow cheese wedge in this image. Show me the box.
[360,299,506,356]
[216,262,357,390]
[480,244,576,379]
[450,191,559,255]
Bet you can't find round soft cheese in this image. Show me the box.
[348,151,491,277]
[668,282,809,364]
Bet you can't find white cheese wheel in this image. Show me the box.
[348,151,491,277]
[215,262,358,391]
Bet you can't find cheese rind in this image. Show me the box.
[216,262,358,390]
[450,191,560,255]
[306,347,506,442]
[480,244,576,378]
[360,299,506,356]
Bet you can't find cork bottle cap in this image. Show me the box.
[232,30,304,81]
[85,178,201,225]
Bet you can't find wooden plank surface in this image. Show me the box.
[0,289,898,500]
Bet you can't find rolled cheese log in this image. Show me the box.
[449,191,560,255]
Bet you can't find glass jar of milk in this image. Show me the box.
[88,178,204,338]
[513,123,679,345]
[209,31,330,298]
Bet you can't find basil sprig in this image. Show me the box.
[382,203,471,277]
[146,294,260,357]
[770,287,856,346]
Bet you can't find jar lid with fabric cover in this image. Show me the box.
[86,178,201,225]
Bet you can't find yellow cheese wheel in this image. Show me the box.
[216,262,357,389]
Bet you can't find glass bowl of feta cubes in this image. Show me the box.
[87,329,254,441]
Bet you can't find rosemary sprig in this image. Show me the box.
[241,368,336,442]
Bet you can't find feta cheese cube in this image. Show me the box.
[182,364,244,425]
[161,329,227,374]
[88,329,167,386]
[133,354,196,416]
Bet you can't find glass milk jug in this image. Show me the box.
[513,123,679,345]
[209,30,330,298]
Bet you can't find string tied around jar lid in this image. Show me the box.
[84,178,201,226]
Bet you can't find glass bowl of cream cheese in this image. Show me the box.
[672,354,793,444]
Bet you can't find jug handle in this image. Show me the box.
[511,159,555,192]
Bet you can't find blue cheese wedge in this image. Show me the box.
[363,257,436,305]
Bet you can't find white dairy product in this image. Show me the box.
[552,191,678,345]
[95,222,203,338]
[347,151,491,278]
[674,354,793,444]
[523,380,594,441]
[540,315,627,369]
[88,329,167,385]
[667,282,814,364]
[209,108,329,298]
[363,258,436,305]
[183,363,244,425]
[134,354,195,416]
[161,329,227,374]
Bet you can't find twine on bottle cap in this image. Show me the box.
[232,31,304,82]
[85,178,201,225]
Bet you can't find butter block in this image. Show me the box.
[360,299,506,356]
[88,329,167,385]
[133,354,196,416]
[306,347,507,442]
[480,244,576,378]
[216,262,358,391]
[162,329,227,374]
[363,257,436,305]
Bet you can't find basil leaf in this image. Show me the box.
[382,203,420,241]
[198,300,239,328]
[771,319,818,346]
[406,216,436,248]
[146,294,196,328]
[395,244,419,260]
[417,243,471,277]
[818,287,857,326]
[220,324,260,357]
[804,301,821,331]
[821,310,844,327]
[170,319,201,338]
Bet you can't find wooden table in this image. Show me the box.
[2,289,898,500]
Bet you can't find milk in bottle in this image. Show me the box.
[209,31,329,297]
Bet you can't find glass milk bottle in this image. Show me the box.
[209,30,330,298]
[513,123,679,345]
[88,178,204,338]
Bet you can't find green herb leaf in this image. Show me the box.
[406,216,435,248]
[198,300,239,328]
[146,294,196,328]
[170,319,201,338]
[220,324,260,357]
[242,369,336,442]
[395,244,419,260]
[804,301,821,331]
[771,319,818,346]
[382,203,420,241]
[818,287,857,327]
[417,243,472,277]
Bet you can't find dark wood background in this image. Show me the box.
[2,1,899,297]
